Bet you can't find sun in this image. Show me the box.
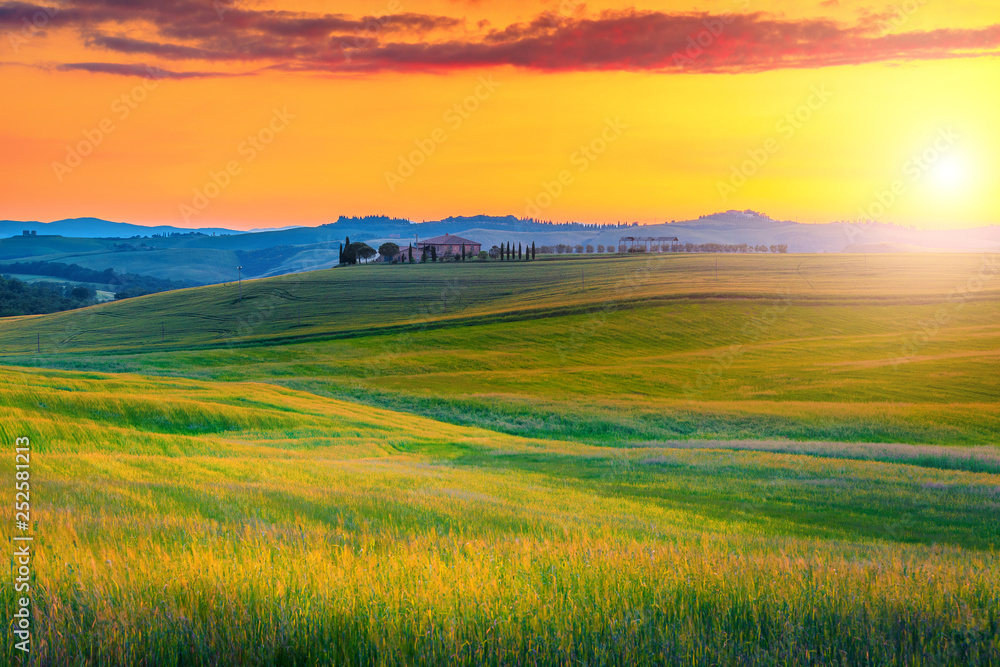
[930,154,967,191]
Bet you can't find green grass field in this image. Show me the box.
[3,254,998,445]
[2,253,998,664]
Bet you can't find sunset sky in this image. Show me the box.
[1,0,998,229]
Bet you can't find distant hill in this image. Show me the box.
[2,211,997,287]
[0,217,243,239]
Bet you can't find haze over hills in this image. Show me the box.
[2,211,998,287]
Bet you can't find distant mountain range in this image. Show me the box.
[0,217,243,239]
[2,211,998,287]
[0,214,629,241]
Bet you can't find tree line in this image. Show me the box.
[0,261,190,299]
[536,243,788,254]
[337,236,791,267]
[339,239,540,265]
[0,275,94,317]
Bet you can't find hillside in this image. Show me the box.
[3,253,998,447]
[3,258,1000,662]
[4,213,999,289]
[3,252,999,663]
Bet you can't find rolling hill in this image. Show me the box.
[2,251,998,664]
[4,211,998,290]
[3,252,999,446]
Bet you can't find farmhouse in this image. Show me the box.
[417,234,482,260]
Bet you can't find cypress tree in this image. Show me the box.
[461,244,466,261]
[408,244,413,262]
[532,242,536,260]
[339,243,343,264]
[518,243,522,260]
[431,246,437,262]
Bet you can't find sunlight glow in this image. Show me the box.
[931,155,967,191]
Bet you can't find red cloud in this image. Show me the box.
[2,1,998,77]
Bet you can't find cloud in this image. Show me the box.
[83,35,224,61]
[330,11,1000,74]
[3,1,999,77]
[56,62,237,79]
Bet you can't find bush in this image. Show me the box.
[478,251,489,260]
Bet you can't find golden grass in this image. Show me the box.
[1,365,998,664]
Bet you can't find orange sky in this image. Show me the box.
[1,0,998,229]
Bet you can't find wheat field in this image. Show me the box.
[2,254,998,664]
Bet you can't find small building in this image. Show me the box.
[416,234,482,260]
[22,230,37,236]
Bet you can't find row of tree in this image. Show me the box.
[340,239,537,265]
[0,260,190,299]
[624,243,789,254]
[540,244,613,254]
[491,242,536,261]
[536,243,789,254]
[338,237,790,267]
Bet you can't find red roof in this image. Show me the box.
[418,234,480,245]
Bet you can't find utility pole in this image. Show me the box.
[237,265,243,302]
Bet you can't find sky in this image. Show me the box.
[0,0,998,230]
